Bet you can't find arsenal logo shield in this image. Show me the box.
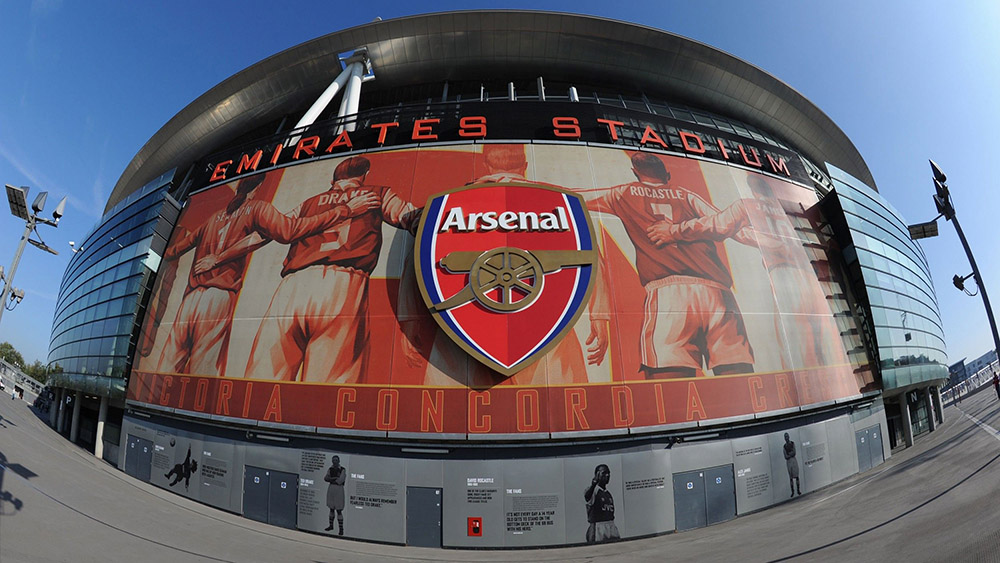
[415,183,597,376]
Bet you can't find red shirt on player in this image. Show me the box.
[588,181,734,287]
[281,180,418,276]
[167,198,351,293]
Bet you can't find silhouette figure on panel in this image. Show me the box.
[783,433,801,497]
[165,446,198,491]
[324,456,347,535]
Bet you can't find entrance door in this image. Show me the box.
[268,470,298,529]
[704,465,736,525]
[672,470,707,532]
[124,435,153,482]
[869,425,884,466]
[243,466,270,523]
[856,428,872,473]
[406,487,442,547]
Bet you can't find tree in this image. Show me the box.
[24,360,48,384]
[0,341,25,370]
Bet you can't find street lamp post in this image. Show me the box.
[0,185,65,327]
[911,161,1000,363]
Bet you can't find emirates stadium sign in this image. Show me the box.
[415,184,598,375]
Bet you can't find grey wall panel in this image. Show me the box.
[731,435,774,514]
[341,455,407,544]
[621,449,673,537]
[671,441,733,473]
[564,455,623,545]
[198,436,238,511]
[406,458,444,488]
[799,422,832,493]
[244,443,301,473]
[503,458,566,547]
[825,416,858,483]
[442,461,504,547]
[229,440,247,512]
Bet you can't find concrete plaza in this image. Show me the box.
[1,390,999,562]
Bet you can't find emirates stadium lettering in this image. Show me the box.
[196,102,805,190]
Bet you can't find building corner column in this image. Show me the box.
[69,390,82,443]
[932,385,944,424]
[94,395,109,460]
[56,388,67,433]
[48,387,59,427]
[925,388,936,432]
[900,395,915,447]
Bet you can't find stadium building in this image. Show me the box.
[45,11,948,547]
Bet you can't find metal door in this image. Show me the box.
[124,435,138,477]
[704,465,736,525]
[243,466,270,523]
[267,470,298,529]
[869,425,884,466]
[856,428,872,473]
[406,487,442,547]
[125,436,153,482]
[672,470,707,532]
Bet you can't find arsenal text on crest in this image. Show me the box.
[414,183,598,377]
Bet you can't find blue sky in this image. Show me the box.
[1,0,998,368]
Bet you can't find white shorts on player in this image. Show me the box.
[641,275,754,371]
[245,265,369,383]
[157,286,236,376]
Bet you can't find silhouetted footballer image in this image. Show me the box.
[584,464,621,543]
[165,446,198,490]
[324,456,347,535]
[784,433,801,497]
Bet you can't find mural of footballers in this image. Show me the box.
[141,174,365,376]
[244,156,420,383]
[324,456,347,535]
[586,152,755,379]
[399,144,611,386]
[646,173,852,379]
[164,446,198,491]
[584,464,620,543]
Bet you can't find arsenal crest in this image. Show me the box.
[415,183,597,376]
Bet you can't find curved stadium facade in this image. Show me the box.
[46,11,948,547]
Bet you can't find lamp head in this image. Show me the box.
[31,191,48,214]
[929,159,947,184]
[52,196,66,221]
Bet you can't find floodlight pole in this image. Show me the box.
[0,215,37,327]
[929,160,1000,364]
[951,212,1000,362]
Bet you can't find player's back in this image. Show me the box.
[187,205,259,292]
[282,184,390,276]
[605,182,733,287]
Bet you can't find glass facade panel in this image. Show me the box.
[827,163,948,390]
[46,172,179,398]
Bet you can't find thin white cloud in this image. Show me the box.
[24,288,57,301]
[0,140,102,219]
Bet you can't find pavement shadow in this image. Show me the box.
[0,450,36,515]
[0,411,15,429]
